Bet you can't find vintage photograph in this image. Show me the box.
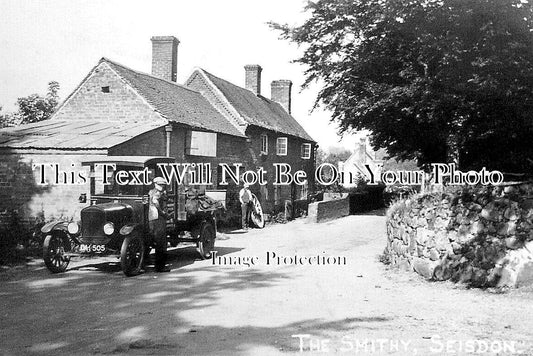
[1,0,532,355]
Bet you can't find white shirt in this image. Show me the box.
[239,188,252,204]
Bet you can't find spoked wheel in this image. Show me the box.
[250,193,265,229]
[120,233,145,277]
[43,233,71,273]
[197,221,216,259]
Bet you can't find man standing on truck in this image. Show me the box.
[239,183,252,230]
[148,177,170,272]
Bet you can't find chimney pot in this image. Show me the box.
[151,36,180,82]
[271,80,292,114]
[244,64,262,96]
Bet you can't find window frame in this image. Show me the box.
[300,181,308,200]
[301,143,311,159]
[260,134,268,155]
[276,137,288,156]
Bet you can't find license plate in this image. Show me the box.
[79,244,106,253]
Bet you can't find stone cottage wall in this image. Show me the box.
[385,183,533,288]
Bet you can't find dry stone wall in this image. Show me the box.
[385,183,533,288]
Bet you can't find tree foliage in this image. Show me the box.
[316,146,352,167]
[15,81,60,125]
[0,106,16,128]
[272,0,533,173]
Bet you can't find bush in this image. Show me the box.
[346,182,387,214]
[0,211,46,265]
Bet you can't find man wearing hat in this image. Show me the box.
[239,183,252,230]
[148,176,170,272]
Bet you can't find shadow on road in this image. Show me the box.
[1,243,310,354]
[96,316,395,355]
[47,245,245,275]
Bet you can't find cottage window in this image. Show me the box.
[101,86,110,93]
[276,137,288,156]
[261,134,268,155]
[301,143,311,159]
[186,131,217,157]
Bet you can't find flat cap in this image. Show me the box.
[153,177,167,185]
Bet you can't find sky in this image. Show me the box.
[0,0,363,152]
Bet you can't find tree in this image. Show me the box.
[272,0,533,173]
[315,146,353,191]
[316,146,352,167]
[15,81,60,125]
[0,106,16,128]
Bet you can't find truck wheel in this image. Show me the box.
[250,194,265,229]
[43,233,71,273]
[197,221,215,259]
[120,233,145,277]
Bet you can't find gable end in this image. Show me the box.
[52,61,167,125]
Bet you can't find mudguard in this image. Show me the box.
[120,224,141,236]
[41,221,69,234]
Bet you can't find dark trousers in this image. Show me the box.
[241,202,251,228]
[149,218,167,270]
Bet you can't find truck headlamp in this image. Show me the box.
[67,222,80,235]
[103,222,115,235]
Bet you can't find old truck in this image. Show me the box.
[41,156,224,276]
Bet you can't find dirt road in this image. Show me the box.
[1,214,533,355]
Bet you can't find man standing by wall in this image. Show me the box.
[149,177,170,272]
[239,183,252,230]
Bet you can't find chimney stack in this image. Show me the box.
[244,64,262,96]
[271,80,292,114]
[151,36,179,82]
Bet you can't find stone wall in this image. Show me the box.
[385,183,533,288]
[308,196,349,223]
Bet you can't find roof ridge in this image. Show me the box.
[196,67,315,142]
[200,68,260,96]
[99,59,169,124]
[100,57,202,95]
[102,60,245,138]
[199,68,297,115]
[191,68,248,129]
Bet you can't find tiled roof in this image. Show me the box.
[103,58,245,138]
[0,120,165,149]
[198,69,315,142]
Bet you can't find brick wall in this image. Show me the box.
[0,151,101,226]
[109,127,167,157]
[245,126,315,212]
[186,70,316,209]
[53,62,165,124]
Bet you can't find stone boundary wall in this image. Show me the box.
[385,183,533,288]
[308,196,349,223]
